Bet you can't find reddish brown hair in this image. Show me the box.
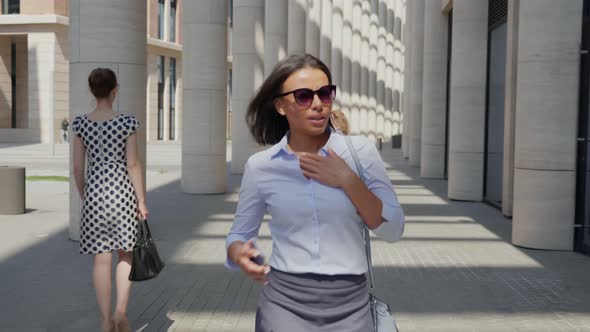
[88,68,117,99]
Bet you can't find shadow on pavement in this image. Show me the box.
[1,153,590,331]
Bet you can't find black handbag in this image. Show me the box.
[129,220,165,281]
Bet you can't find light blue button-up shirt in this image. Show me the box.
[225,130,405,275]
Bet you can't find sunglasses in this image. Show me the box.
[276,85,337,108]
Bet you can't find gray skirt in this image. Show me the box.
[255,269,373,332]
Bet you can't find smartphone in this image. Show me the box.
[249,237,265,266]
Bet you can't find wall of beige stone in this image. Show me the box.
[148,0,159,38]
[147,54,158,141]
[53,26,68,142]
[15,35,27,128]
[20,0,68,16]
[0,36,11,128]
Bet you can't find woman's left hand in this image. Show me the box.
[137,201,149,221]
[299,148,356,188]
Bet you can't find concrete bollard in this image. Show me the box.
[0,166,26,214]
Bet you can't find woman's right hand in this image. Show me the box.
[229,240,270,284]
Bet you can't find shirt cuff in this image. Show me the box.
[381,202,399,223]
[373,205,405,243]
[225,234,250,270]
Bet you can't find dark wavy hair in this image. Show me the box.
[88,68,117,99]
[246,54,333,145]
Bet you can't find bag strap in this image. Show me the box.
[139,219,152,239]
[343,135,376,298]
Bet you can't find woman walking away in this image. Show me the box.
[225,54,405,331]
[72,68,148,332]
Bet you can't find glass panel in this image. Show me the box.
[588,65,590,132]
[576,0,590,254]
[484,23,507,205]
[169,58,176,140]
[8,0,18,14]
[170,0,177,42]
[229,0,233,28]
[158,0,165,39]
[587,153,590,245]
[444,10,453,178]
[157,56,164,140]
[3,0,19,14]
[586,170,590,219]
[227,69,232,139]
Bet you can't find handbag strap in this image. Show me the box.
[139,219,152,239]
[343,135,376,298]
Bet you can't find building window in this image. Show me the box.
[157,56,165,140]
[227,68,232,139]
[483,11,508,208]
[2,0,19,14]
[228,0,233,28]
[157,0,165,39]
[169,57,176,140]
[170,0,177,42]
[11,42,16,128]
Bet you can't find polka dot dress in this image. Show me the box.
[72,113,140,254]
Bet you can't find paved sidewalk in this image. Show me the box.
[1,144,590,331]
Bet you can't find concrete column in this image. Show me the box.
[0,37,12,128]
[69,0,147,240]
[27,32,57,143]
[502,0,519,217]
[384,0,395,140]
[264,0,288,76]
[231,0,264,174]
[288,0,306,54]
[331,0,343,110]
[350,0,362,134]
[512,0,583,250]
[447,0,487,200]
[401,0,411,157]
[420,0,448,178]
[341,0,353,119]
[319,0,332,67]
[306,0,321,56]
[408,0,424,166]
[359,0,371,136]
[368,0,379,142]
[181,0,227,192]
[376,0,388,140]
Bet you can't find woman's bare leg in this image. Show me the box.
[114,249,133,332]
[94,252,114,332]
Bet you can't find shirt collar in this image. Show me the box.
[270,133,292,159]
[270,127,339,159]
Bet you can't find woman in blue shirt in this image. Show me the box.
[225,54,405,331]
